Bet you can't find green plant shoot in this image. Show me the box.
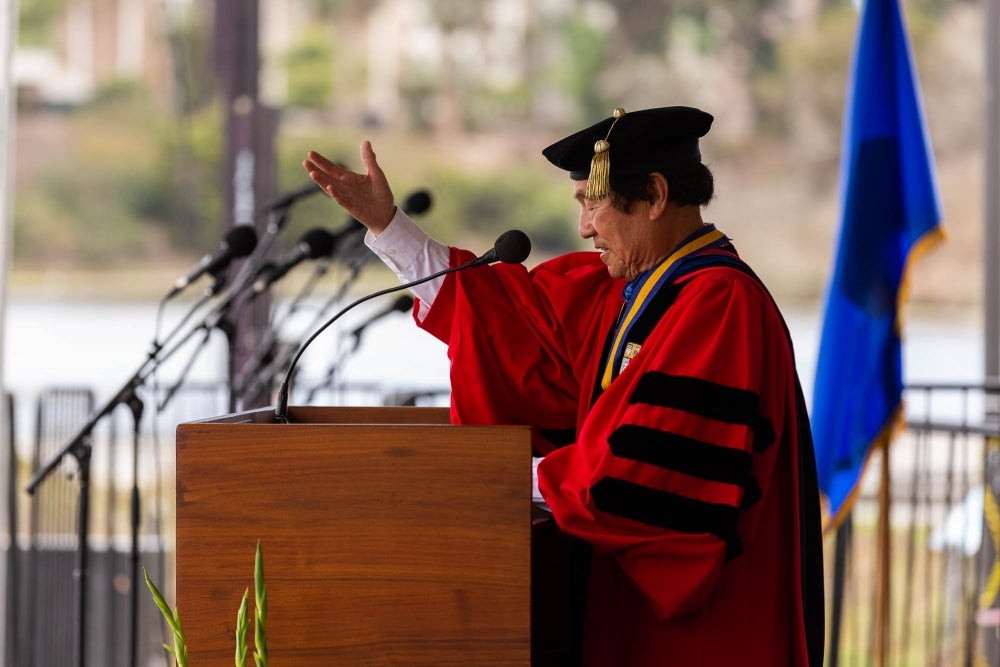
[143,543,267,666]
[143,568,189,667]
[236,588,249,667]
[253,540,268,667]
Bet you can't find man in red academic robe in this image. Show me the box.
[304,105,824,666]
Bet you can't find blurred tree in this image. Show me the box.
[425,0,488,136]
[163,4,217,115]
[158,3,223,254]
[16,0,63,46]
[12,82,217,264]
[603,0,673,53]
[8,0,983,281]
[302,0,372,20]
[284,25,334,109]
[151,107,224,253]
[554,17,611,124]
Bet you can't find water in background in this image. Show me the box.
[3,294,449,442]
[2,295,984,448]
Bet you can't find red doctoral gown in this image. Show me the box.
[416,243,824,667]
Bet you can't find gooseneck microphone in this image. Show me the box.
[466,228,533,267]
[166,225,258,299]
[265,181,323,211]
[253,227,337,293]
[273,229,531,422]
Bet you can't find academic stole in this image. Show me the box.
[598,225,731,392]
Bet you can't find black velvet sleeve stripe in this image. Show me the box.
[607,424,762,509]
[630,372,776,452]
[591,477,743,560]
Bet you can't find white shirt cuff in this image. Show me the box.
[365,208,451,319]
[532,456,544,503]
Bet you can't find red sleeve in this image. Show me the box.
[538,267,796,618]
[417,248,623,453]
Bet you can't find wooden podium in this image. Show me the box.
[175,406,532,666]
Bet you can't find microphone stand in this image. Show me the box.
[125,390,144,667]
[23,272,243,667]
[160,277,222,345]
[156,263,271,412]
[306,292,414,404]
[213,205,291,411]
[154,269,237,412]
[240,254,368,404]
[155,324,215,412]
[233,258,331,398]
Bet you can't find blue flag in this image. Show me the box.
[811,0,944,529]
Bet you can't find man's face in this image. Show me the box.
[574,180,657,282]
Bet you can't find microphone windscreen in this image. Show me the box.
[392,294,415,312]
[493,229,531,264]
[224,225,258,257]
[301,227,336,258]
[401,190,432,215]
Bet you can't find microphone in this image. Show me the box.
[400,189,432,216]
[468,228,533,267]
[265,181,322,211]
[253,227,337,294]
[274,229,531,422]
[349,294,414,344]
[166,225,258,299]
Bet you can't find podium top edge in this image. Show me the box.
[178,406,530,429]
[179,405,468,426]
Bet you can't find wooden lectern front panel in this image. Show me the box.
[175,407,531,666]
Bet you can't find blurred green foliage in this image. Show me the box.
[14,80,225,264]
[283,26,335,109]
[11,0,974,272]
[16,0,62,46]
[557,19,612,125]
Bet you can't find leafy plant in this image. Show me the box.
[144,540,268,667]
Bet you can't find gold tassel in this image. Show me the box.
[585,139,611,200]
[585,107,626,200]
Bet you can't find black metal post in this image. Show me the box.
[828,514,852,667]
[126,392,144,667]
[69,437,92,667]
[214,0,276,412]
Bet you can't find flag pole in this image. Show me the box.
[874,439,891,667]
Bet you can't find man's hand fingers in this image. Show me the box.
[306,150,341,173]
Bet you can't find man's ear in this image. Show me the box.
[647,172,670,218]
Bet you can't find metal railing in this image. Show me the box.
[827,381,1000,666]
[11,379,997,666]
[2,379,448,667]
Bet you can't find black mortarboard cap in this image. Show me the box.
[542,106,714,199]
